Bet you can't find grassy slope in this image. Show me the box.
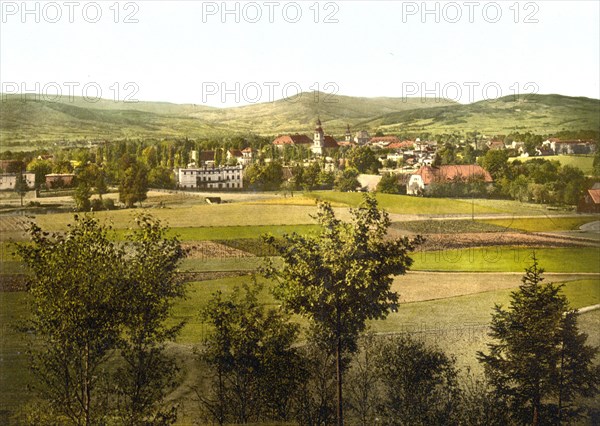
[362,94,600,134]
[0,92,455,144]
[2,93,598,145]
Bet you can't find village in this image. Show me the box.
[1,118,598,212]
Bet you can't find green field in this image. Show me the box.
[509,154,596,175]
[412,247,600,273]
[480,216,599,232]
[307,191,570,216]
[308,191,504,215]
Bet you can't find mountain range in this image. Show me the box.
[0,92,598,147]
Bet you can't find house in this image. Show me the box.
[226,149,243,165]
[273,134,313,148]
[578,189,600,213]
[190,150,217,167]
[241,147,254,165]
[368,136,401,148]
[0,172,35,190]
[45,173,75,189]
[487,140,506,150]
[354,130,371,145]
[407,165,493,195]
[0,160,24,173]
[177,165,243,190]
[543,139,597,155]
[388,140,415,151]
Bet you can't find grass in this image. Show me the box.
[480,216,599,232]
[168,224,319,241]
[412,247,600,273]
[25,203,327,234]
[391,219,509,234]
[307,191,503,215]
[306,191,566,216]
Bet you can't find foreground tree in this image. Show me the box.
[113,215,186,425]
[263,194,422,425]
[374,335,461,425]
[198,281,302,425]
[478,256,600,425]
[16,216,125,425]
[16,214,186,425]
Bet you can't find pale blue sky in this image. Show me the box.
[1,0,598,107]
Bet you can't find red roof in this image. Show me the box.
[388,140,415,150]
[414,165,493,185]
[487,140,505,150]
[241,147,253,153]
[323,135,339,148]
[273,134,313,145]
[199,151,215,162]
[369,136,401,145]
[588,189,600,205]
[228,149,243,157]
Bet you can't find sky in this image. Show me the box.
[1,0,599,107]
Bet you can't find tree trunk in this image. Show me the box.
[336,333,343,426]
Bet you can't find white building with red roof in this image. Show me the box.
[407,165,493,195]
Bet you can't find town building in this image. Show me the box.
[177,165,243,190]
[354,130,371,145]
[45,173,75,189]
[273,119,340,156]
[241,147,255,165]
[311,118,339,155]
[272,134,313,148]
[407,164,493,195]
[0,172,35,191]
[578,188,600,213]
[543,138,597,155]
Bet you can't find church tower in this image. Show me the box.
[312,117,325,155]
[345,124,352,142]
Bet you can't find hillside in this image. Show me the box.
[361,94,600,135]
[0,92,598,147]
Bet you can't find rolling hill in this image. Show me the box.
[360,94,600,135]
[0,92,598,148]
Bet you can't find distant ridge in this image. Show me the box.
[1,92,598,145]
